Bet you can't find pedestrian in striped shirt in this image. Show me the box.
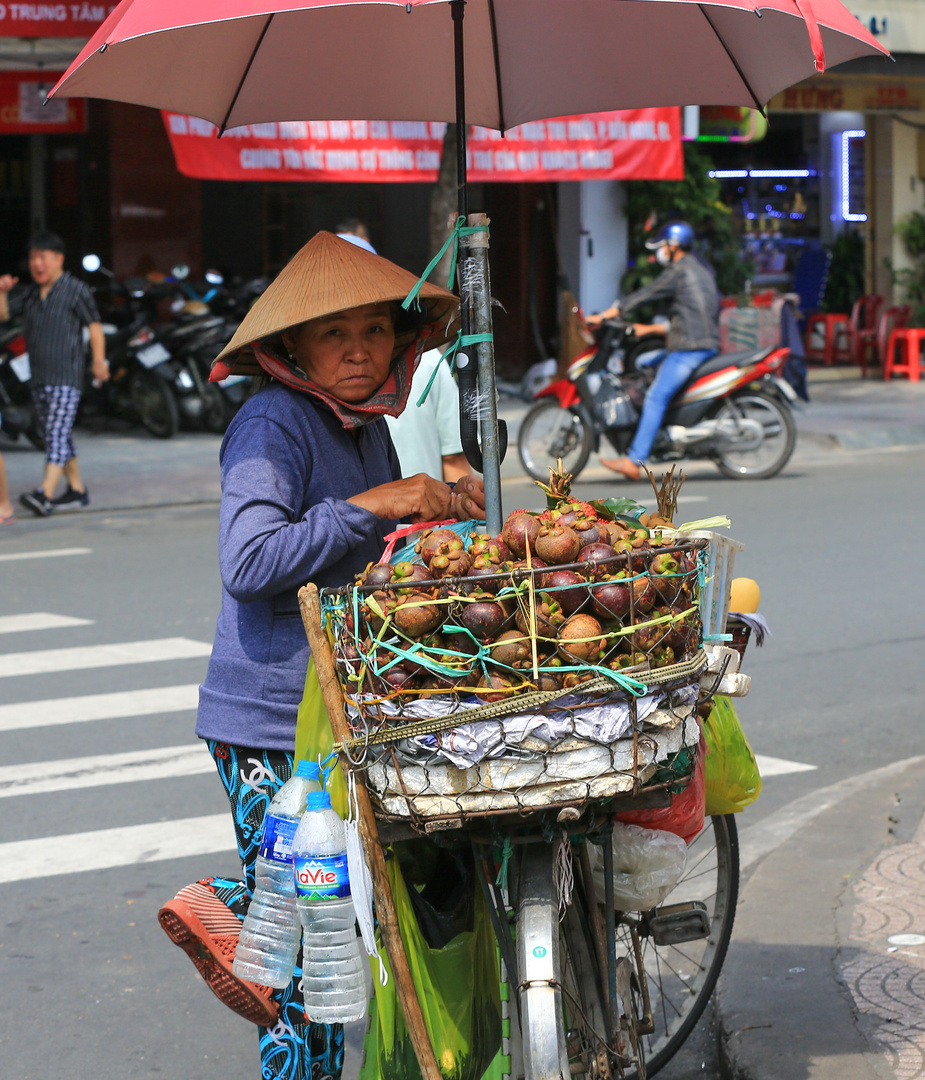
[0,230,109,516]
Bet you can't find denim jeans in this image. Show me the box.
[627,349,717,462]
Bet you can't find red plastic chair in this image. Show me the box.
[885,327,924,381]
[805,311,851,365]
[848,294,883,372]
[875,306,912,376]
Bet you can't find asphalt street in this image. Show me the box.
[0,437,923,1079]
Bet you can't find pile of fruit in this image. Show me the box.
[328,466,706,706]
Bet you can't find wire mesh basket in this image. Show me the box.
[320,536,710,827]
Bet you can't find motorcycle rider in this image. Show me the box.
[587,221,720,480]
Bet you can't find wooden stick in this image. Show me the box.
[298,584,442,1080]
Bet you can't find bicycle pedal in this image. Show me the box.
[649,901,710,946]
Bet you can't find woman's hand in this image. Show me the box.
[348,473,486,523]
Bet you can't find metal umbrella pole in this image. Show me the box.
[450,0,506,538]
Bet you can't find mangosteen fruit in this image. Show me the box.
[590,577,631,621]
[557,613,606,664]
[488,629,532,667]
[392,593,444,638]
[544,569,588,615]
[576,542,618,578]
[477,672,520,702]
[502,510,542,559]
[416,527,465,566]
[459,597,508,641]
[535,524,581,565]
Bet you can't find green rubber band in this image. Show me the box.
[415,330,494,406]
[401,216,489,312]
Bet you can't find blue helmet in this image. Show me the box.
[645,221,695,251]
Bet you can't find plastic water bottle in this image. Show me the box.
[232,760,321,988]
[292,790,367,1023]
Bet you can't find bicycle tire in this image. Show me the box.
[516,843,644,1080]
[518,399,593,482]
[619,814,739,1079]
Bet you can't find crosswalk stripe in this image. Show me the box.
[0,684,200,732]
[0,612,94,635]
[0,743,214,798]
[0,547,92,563]
[0,814,236,883]
[755,754,817,777]
[0,638,212,679]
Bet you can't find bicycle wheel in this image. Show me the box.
[516,844,642,1080]
[518,399,593,482]
[617,814,739,1079]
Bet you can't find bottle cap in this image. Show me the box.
[303,791,332,811]
[295,760,321,780]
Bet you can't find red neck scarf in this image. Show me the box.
[248,335,426,430]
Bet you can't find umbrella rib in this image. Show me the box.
[219,14,274,135]
[486,0,506,133]
[696,4,765,112]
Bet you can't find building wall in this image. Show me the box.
[107,103,202,280]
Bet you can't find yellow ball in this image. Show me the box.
[730,577,761,613]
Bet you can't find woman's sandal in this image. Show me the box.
[158,883,279,1027]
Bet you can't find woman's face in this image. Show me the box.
[282,302,396,403]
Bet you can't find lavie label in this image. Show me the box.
[259,814,298,863]
[293,854,350,900]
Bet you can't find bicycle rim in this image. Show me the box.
[618,814,739,1079]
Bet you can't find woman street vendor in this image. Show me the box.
[156,232,485,1080]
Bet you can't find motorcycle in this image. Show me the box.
[80,256,180,439]
[156,269,262,432]
[517,321,798,481]
[0,323,44,449]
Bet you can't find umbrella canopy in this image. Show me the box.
[52,0,887,130]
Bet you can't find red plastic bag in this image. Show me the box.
[616,736,706,844]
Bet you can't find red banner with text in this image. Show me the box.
[164,109,683,183]
[0,2,115,37]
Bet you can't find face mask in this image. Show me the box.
[656,245,672,266]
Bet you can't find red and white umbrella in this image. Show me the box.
[54,0,886,131]
[51,0,887,532]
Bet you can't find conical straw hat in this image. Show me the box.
[215,231,458,372]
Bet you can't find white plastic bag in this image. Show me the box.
[588,823,688,911]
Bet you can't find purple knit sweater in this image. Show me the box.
[196,382,400,751]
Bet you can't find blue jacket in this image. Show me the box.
[196,383,400,751]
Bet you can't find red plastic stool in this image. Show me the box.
[805,312,851,365]
[884,328,925,381]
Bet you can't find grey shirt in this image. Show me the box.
[7,271,100,388]
[620,256,721,353]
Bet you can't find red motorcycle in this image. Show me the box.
[517,321,797,481]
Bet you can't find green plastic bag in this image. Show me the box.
[294,657,347,818]
[359,857,502,1080]
[703,695,762,814]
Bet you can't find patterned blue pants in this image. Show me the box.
[202,740,345,1080]
[31,384,81,466]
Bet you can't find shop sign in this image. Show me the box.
[0,72,85,133]
[850,0,925,53]
[163,109,684,183]
[768,74,925,112]
[0,2,115,37]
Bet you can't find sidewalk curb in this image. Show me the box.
[716,757,925,1080]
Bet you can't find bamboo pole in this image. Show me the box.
[298,584,442,1080]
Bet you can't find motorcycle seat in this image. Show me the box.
[672,346,776,400]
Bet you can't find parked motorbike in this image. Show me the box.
[80,256,180,439]
[155,269,261,432]
[0,323,43,449]
[517,321,797,481]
